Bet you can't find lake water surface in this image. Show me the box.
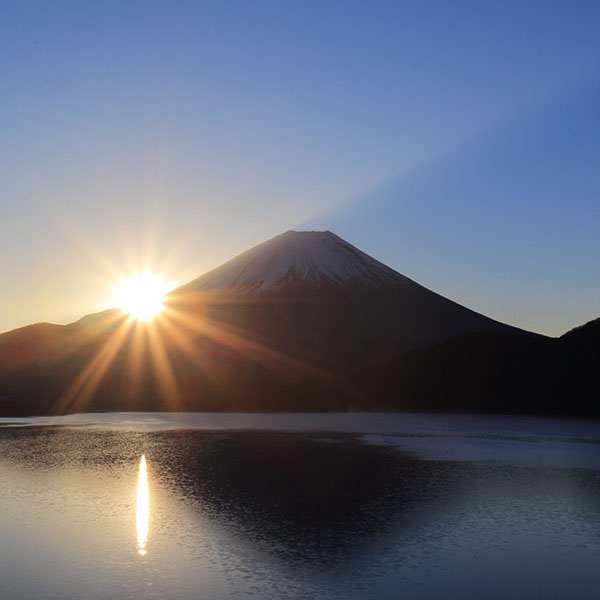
[1,412,600,599]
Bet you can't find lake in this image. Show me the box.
[1,412,600,599]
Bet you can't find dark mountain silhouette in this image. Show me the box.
[0,230,593,417]
[355,317,600,416]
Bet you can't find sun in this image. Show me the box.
[111,271,172,321]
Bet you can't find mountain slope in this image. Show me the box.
[356,316,600,416]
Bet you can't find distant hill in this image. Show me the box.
[355,318,600,416]
[0,229,564,417]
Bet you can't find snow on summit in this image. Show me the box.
[178,230,414,296]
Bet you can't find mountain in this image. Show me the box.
[169,230,529,372]
[0,230,550,416]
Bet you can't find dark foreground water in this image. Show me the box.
[1,413,600,599]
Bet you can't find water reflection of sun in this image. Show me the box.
[137,455,149,556]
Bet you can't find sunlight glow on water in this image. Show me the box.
[136,454,149,556]
[2,418,600,599]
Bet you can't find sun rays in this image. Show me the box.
[45,221,344,416]
[50,287,342,417]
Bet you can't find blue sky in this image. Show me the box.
[1,1,599,335]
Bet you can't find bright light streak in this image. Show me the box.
[136,454,149,556]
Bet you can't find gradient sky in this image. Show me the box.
[1,0,599,336]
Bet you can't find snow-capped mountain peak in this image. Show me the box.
[176,230,413,296]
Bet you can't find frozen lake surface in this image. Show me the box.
[1,412,600,599]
